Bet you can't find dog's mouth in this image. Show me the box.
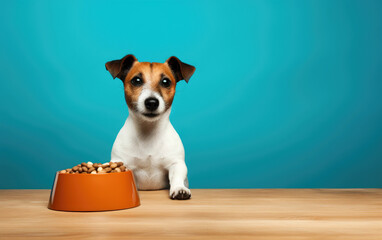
[142,113,159,118]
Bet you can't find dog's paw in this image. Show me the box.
[169,186,191,200]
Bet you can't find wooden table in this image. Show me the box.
[0,189,381,239]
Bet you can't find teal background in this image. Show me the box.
[1,0,381,189]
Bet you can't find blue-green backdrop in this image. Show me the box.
[1,0,381,189]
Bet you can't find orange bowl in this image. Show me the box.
[48,170,140,211]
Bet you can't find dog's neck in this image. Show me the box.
[126,108,172,138]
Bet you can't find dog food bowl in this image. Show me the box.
[48,170,140,211]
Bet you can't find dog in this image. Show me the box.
[105,54,195,200]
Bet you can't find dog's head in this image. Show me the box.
[105,55,195,121]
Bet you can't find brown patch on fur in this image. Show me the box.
[151,62,177,110]
[122,62,177,112]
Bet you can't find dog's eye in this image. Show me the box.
[160,78,171,88]
[131,77,143,87]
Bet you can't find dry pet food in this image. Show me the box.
[59,162,127,174]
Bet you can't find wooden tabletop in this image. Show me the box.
[0,189,381,239]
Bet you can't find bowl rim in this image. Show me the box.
[56,170,132,176]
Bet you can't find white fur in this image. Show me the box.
[111,106,191,199]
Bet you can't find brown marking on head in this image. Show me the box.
[123,62,151,111]
[105,54,195,118]
[150,62,177,110]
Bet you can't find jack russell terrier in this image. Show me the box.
[105,54,195,200]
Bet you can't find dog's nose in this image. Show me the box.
[144,97,159,111]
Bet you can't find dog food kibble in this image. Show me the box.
[59,162,127,174]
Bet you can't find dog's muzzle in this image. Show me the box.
[143,97,160,118]
[144,97,159,111]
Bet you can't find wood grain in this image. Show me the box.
[0,189,381,239]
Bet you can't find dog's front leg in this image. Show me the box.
[168,162,191,200]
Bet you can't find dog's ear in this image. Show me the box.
[166,56,196,83]
[105,54,138,81]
